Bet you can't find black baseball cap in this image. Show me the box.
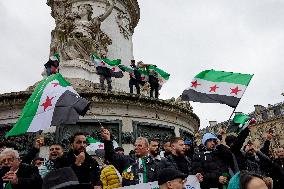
[158,168,187,185]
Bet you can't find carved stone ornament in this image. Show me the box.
[116,10,132,40]
[47,0,114,61]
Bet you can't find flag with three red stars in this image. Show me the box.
[181,70,253,108]
[5,73,90,137]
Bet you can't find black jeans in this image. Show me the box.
[99,75,112,91]
[129,79,140,94]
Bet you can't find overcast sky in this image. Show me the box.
[1,0,284,129]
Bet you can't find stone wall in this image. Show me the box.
[0,91,199,154]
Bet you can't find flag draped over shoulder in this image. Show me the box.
[6,73,90,137]
[181,70,253,108]
[91,54,123,78]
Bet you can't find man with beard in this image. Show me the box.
[149,139,161,161]
[184,139,194,160]
[158,137,203,182]
[101,128,158,186]
[192,133,233,189]
[0,148,42,189]
[160,141,172,158]
[55,132,100,187]
[271,147,284,189]
[241,140,272,176]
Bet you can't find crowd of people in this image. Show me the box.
[0,125,283,189]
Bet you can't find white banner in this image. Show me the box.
[117,175,200,189]
[184,175,201,189]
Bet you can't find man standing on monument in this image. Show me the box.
[96,54,112,92]
[129,60,141,94]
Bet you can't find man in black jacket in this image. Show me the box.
[0,148,42,189]
[226,128,272,176]
[272,147,284,189]
[96,54,112,92]
[55,132,100,187]
[159,138,203,181]
[148,70,159,98]
[192,133,233,189]
[129,60,142,94]
[101,128,158,186]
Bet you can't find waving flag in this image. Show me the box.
[147,65,170,86]
[227,113,256,133]
[91,54,123,78]
[6,73,90,137]
[181,70,253,108]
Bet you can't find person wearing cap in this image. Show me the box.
[42,167,91,189]
[192,132,233,189]
[184,139,194,160]
[158,168,187,189]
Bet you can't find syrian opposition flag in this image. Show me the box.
[181,70,253,108]
[227,113,256,133]
[6,73,90,137]
[147,65,170,86]
[86,137,104,151]
[91,54,123,78]
[139,69,149,82]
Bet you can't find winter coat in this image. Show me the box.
[100,165,122,189]
[271,158,284,189]
[55,150,100,186]
[104,140,158,186]
[0,163,42,189]
[192,144,232,189]
[158,154,193,175]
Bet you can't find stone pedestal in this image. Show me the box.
[47,0,140,91]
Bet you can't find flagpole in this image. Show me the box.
[94,114,103,128]
[226,107,237,127]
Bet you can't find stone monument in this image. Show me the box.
[47,0,139,91]
[0,0,200,154]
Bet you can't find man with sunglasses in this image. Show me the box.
[192,133,233,189]
[55,132,100,188]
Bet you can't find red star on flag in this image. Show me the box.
[112,67,116,71]
[209,85,219,92]
[98,144,104,149]
[230,86,242,95]
[141,76,145,81]
[41,96,54,111]
[101,61,105,66]
[191,80,201,88]
[52,83,59,87]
